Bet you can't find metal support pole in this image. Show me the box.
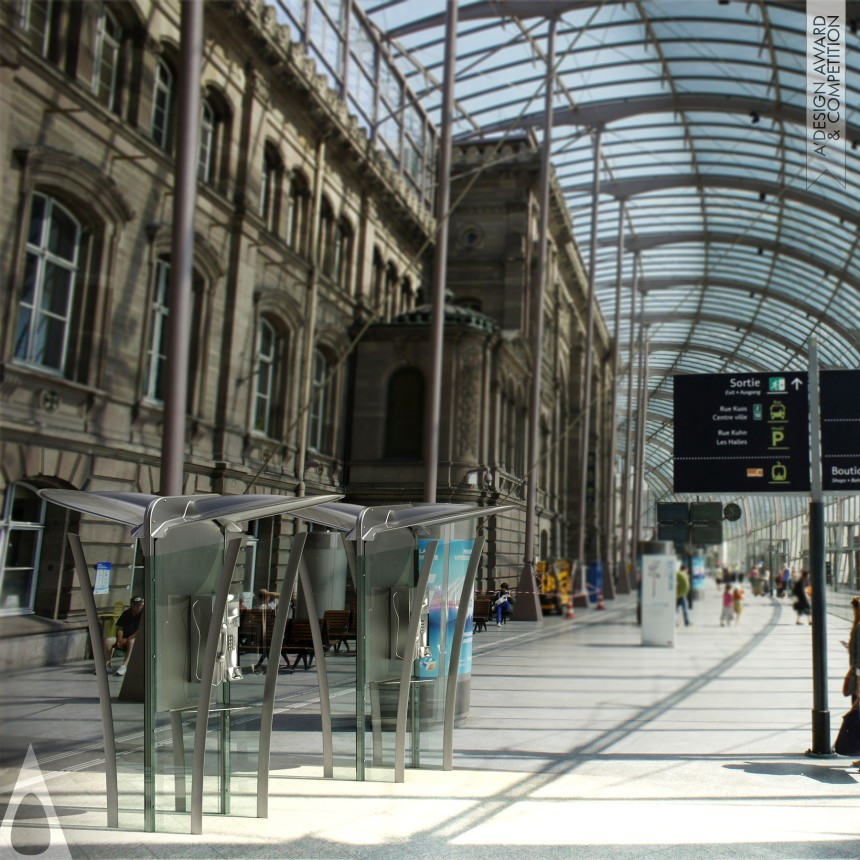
[632,293,649,551]
[619,252,639,588]
[423,0,457,503]
[519,17,557,621]
[576,128,602,570]
[807,336,832,756]
[160,0,202,496]
[296,138,326,497]
[603,201,625,597]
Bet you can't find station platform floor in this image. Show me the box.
[1,583,858,859]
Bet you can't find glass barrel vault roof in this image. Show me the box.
[357,0,860,529]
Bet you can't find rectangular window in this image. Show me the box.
[15,194,80,373]
[23,0,53,57]
[0,484,45,615]
[93,5,121,109]
[151,59,173,150]
[253,319,277,436]
[198,101,215,182]
[308,350,328,452]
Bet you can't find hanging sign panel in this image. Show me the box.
[673,372,811,493]
[820,369,860,491]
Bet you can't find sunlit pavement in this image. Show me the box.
[2,584,858,859]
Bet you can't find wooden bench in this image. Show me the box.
[281,617,327,671]
[475,590,513,628]
[238,608,275,664]
[238,609,326,672]
[322,609,356,653]
[472,595,492,632]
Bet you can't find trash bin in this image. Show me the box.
[587,561,603,604]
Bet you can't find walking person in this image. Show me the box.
[720,583,734,627]
[732,584,745,625]
[777,564,791,598]
[676,565,691,627]
[792,570,812,625]
[835,596,860,762]
[844,596,860,710]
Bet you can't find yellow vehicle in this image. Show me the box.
[537,560,572,615]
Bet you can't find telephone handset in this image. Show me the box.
[390,587,431,661]
[214,596,243,684]
[416,592,431,660]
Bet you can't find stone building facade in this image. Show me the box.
[0,0,610,665]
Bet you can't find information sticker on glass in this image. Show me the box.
[94,561,112,595]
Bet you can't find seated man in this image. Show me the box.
[257,588,279,609]
[493,583,515,626]
[103,596,144,676]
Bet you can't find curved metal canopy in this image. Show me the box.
[361,0,860,530]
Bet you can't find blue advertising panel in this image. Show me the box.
[417,539,474,678]
[691,555,706,591]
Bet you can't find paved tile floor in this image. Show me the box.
[1,584,858,859]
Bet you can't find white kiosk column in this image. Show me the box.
[639,540,677,648]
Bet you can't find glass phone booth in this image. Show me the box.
[40,490,511,835]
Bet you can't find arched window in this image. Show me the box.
[308,349,330,453]
[332,218,352,290]
[198,99,216,181]
[151,56,174,150]
[0,482,46,614]
[400,276,414,314]
[197,90,230,187]
[143,258,170,401]
[260,143,283,231]
[92,3,122,110]
[253,317,286,437]
[14,194,81,373]
[384,263,398,321]
[385,367,424,459]
[371,248,384,312]
[22,0,57,59]
[143,256,203,407]
[286,171,310,254]
[318,197,335,270]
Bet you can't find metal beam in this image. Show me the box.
[600,278,857,345]
[478,92,860,146]
[598,232,860,293]
[563,175,860,229]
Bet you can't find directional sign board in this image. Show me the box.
[821,369,860,491]
[673,372,811,493]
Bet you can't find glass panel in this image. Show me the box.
[146,522,232,833]
[28,194,45,245]
[0,566,34,612]
[357,515,476,782]
[40,261,72,316]
[13,304,32,360]
[5,528,38,568]
[47,204,78,261]
[32,308,65,370]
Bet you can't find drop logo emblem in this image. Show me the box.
[0,745,72,858]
